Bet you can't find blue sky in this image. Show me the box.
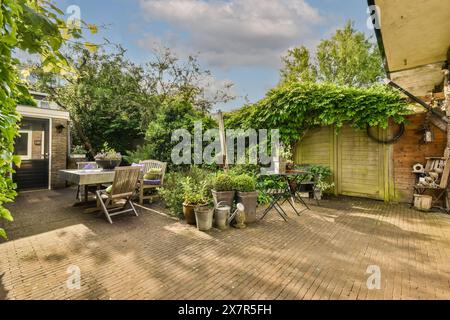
[56,0,375,111]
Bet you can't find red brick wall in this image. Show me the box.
[51,118,68,188]
[393,113,446,201]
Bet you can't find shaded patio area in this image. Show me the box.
[1,188,450,300]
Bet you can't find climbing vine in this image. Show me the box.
[226,82,410,146]
[0,0,82,239]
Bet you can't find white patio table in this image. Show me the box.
[59,169,115,207]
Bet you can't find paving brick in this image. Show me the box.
[1,189,450,299]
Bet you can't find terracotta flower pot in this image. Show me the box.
[236,191,258,223]
[183,203,207,225]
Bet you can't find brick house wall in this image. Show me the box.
[51,118,69,188]
[393,113,446,201]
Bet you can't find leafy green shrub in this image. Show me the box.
[125,97,216,169]
[16,93,37,106]
[213,173,234,191]
[159,166,214,217]
[158,172,185,217]
[233,174,256,192]
[71,145,87,155]
[94,142,122,160]
[308,165,332,181]
[182,177,209,205]
[228,164,260,177]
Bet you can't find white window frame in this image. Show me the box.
[17,130,33,160]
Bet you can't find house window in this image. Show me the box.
[15,130,32,160]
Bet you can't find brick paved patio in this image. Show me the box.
[1,188,450,300]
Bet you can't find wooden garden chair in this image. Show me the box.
[96,166,141,224]
[413,157,450,212]
[138,160,167,205]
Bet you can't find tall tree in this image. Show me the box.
[143,46,235,112]
[279,21,384,87]
[280,46,317,84]
[28,45,235,155]
[0,0,72,239]
[316,21,383,87]
[30,46,153,155]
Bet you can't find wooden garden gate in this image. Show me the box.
[295,125,393,201]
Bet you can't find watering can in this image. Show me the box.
[215,201,231,230]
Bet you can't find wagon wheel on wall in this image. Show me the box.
[366,122,405,144]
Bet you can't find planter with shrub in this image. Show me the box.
[211,173,235,207]
[234,174,258,223]
[70,145,87,159]
[181,177,209,225]
[307,165,334,200]
[94,143,122,170]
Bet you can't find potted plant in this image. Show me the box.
[71,145,87,159]
[308,165,334,200]
[234,174,258,223]
[313,180,335,200]
[181,177,209,225]
[211,173,235,207]
[94,143,122,170]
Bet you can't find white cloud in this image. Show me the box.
[138,0,324,68]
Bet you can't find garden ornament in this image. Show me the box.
[413,163,425,173]
[229,203,246,229]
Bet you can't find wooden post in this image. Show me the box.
[216,111,228,170]
[443,66,450,210]
[444,69,450,158]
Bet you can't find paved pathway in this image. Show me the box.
[1,189,450,300]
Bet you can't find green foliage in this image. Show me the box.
[256,175,286,205]
[228,164,260,177]
[280,21,383,88]
[226,82,410,147]
[0,0,69,239]
[213,173,234,192]
[71,145,87,155]
[315,180,335,192]
[31,47,152,155]
[158,171,185,217]
[159,166,214,217]
[125,97,216,168]
[94,143,122,160]
[298,164,332,181]
[30,46,234,155]
[316,21,383,87]
[296,164,334,193]
[280,46,317,84]
[182,177,209,206]
[15,92,37,106]
[233,174,256,193]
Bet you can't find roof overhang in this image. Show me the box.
[369,0,450,96]
[17,105,70,120]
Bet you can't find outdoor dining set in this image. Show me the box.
[59,160,167,224]
[59,161,316,225]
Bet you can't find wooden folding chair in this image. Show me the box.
[413,157,450,212]
[138,160,167,205]
[96,166,141,224]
